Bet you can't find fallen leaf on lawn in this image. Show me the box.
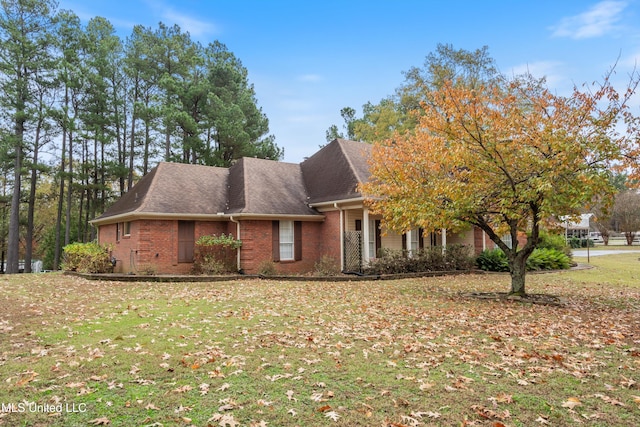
[286,390,296,401]
[16,371,38,386]
[619,375,636,389]
[65,381,85,388]
[495,393,513,404]
[89,374,108,381]
[217,382,230,391]
[199,383,210,395]
[172,385,192,393]
[325,411,340,421]
[218,403,235,412]
[401,415,421,426]
[88,417,110,425]
[310,392,325,402]
[561,397,582,410]
[535,415,551,424]
[593,393,626,406]
[317,405,331,412]
[288,408,297,416]
[208,413,240,427]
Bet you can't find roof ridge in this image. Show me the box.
[136,162,163,213]
[336,139,360,185]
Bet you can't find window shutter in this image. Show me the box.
[178,221,195,262]
[419,228,425,249]
[401,234,407,251]
[294,221,302,261]
[272,221,280,261]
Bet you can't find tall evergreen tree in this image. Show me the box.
[51,9,84,268]
[0,0,57,274]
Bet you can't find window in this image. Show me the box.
[272,221,302,261]
[123,221,131,236]
[279,220,294,260]
[410,228,420,252]
[368,219,381,259]
[501,233,513,249]
[178,221,195,262]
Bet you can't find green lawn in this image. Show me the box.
[1,255,639,426]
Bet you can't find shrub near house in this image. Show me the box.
[476,232,572,272]
[62,242,113,273]
[191,234,242,274]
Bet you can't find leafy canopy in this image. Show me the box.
[360,71,634,295]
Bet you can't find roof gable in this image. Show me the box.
[301,139,372,204]
[95,162,228,221]
[228,157,318,215]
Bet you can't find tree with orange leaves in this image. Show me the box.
[360,72,636,296]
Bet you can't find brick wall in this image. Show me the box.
[100,219,229,275]
[236,217,341,275]
[99,216,342,276]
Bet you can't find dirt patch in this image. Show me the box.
[462,291,566,306]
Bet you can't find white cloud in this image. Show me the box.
[550,0,627,39]
[161,8,217,37]
[508,61,566,87]
[297,74,323,83]
[621,50,640,68]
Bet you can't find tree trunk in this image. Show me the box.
[625,232,635,246]
[6,139,21,274]
[509,252,527,296]
[65,126,74,246]
[25,121,41,273]
[53,117,66,270]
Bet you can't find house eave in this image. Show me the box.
[222,213,325,222]
[90,211,325,226]
[309,196,365,209]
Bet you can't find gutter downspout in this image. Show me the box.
[334,203,344,270]
[229,216,241,272]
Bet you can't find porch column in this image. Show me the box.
[406,228,413,257]
[441,228,447,254]
[338,207,344,269]
[363,208,370,262]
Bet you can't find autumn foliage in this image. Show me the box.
[361,72,635,295]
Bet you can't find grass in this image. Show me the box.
[0,255,639,426]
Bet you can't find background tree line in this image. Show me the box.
[0,0,282,274]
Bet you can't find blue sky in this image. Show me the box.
[58,0,640,163]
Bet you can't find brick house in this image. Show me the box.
[92,139,494,275]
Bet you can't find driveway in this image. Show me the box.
[572,249,640,257]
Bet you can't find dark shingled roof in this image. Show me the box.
[227,157,318,216]
[301,139,372,204]
[95,163,228,220]
[93,139,372,223]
